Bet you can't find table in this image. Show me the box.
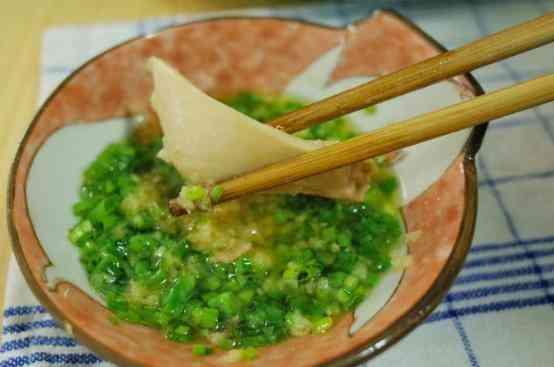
[0,0,300,329]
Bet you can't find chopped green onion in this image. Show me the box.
[68,93,403,358]
[192,344,213,356]
[210,185,224,202]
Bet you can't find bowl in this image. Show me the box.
[8,11,486,367]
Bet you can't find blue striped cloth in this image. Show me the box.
[3,1,554,366]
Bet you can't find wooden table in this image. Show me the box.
[0,0,299,328]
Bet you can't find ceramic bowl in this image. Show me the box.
[8,11,486,367]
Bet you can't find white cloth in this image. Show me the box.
[2,1,554,366]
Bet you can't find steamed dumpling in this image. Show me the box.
[148,57,371,201]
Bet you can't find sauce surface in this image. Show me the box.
[68,93,403,356]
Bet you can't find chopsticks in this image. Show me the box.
[170,14,554,212]
[215,74,554,203]
[269,13,554,133]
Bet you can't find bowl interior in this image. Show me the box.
[9,12,481,367]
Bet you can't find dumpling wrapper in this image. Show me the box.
[148,57,372,201]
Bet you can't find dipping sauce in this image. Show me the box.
[68,93,403,356]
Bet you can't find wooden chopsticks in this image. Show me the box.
[216,74,554,203]
[269,13,554,133]
[171,13,554,211]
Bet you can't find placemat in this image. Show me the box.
[2,1,554,366]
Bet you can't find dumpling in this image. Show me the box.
[148,57,371,201]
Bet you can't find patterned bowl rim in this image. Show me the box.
[7,10,487,367]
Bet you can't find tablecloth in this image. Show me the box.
[2,1,554,366]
